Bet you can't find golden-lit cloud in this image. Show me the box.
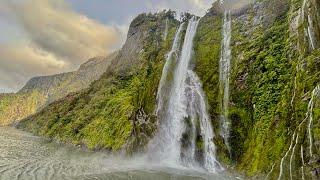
[0,0,121,92]
[0,44,68,91]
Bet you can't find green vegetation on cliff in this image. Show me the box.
[4,0,319,178]
[194,13,232,164]
[18,11,179,152]
[227,0,320,178]
[0,54,117,127]
[193,0,320,178]
[0,91,46,126]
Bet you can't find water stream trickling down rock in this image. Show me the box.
[219,10,232,155]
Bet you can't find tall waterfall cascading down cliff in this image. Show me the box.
[219,10,232,154]
[149,17,222,173]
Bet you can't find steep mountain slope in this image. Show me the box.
[228,0,320,178]
[193,0,320,178]
[195,0,320,178]
[0,53,117,126]
[11,0,320,178]
[18,11,179,152]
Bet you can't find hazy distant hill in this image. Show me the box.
[0,52,117,126]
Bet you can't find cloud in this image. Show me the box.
[7,0,121,62]
[0,43,69,91]
[0,0,122,92]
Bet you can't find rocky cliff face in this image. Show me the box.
[6,0,320,178]
[193,0,320,178]
[0,53,117,126]
[207,0,319,178]
[18,11,179,152]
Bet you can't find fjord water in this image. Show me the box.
[0,127,234,180]
[149,17,222,172]
[0,17,230,180]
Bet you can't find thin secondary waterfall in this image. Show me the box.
[149,17,221,173]
[276,85,320,180]
[185,71,222,172]
[219,10,232,153]
[307,85,320,156]
[307,15,316,50]
[164,18,169,40]
[301,0,316,50]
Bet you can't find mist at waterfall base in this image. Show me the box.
[148,17,222,173]
[0,127,235,180]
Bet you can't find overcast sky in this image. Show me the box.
[0,0,214,93]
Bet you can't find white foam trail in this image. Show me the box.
[219,10,232,154]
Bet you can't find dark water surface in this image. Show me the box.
[0,127,236,180]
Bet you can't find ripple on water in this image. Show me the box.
[0,127,235,180]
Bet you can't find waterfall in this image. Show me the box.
[307,15,316,50]
[300,145,305,180]
[164,18,169,40]
[301,0,316,50]
[219,10,232,154]
[149,17,222,173]
[276,85,320,180]
[185,71,222,172]
[156,23,185,118]
[307,85,320,156]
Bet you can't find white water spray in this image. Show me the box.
[156,23,185,118]
[186,71,223,172]
[219,10,232,154]
[149,17,199,164]
[150,17,222,173]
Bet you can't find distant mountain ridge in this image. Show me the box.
[0,52,118,126]
[2,0,320,178]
